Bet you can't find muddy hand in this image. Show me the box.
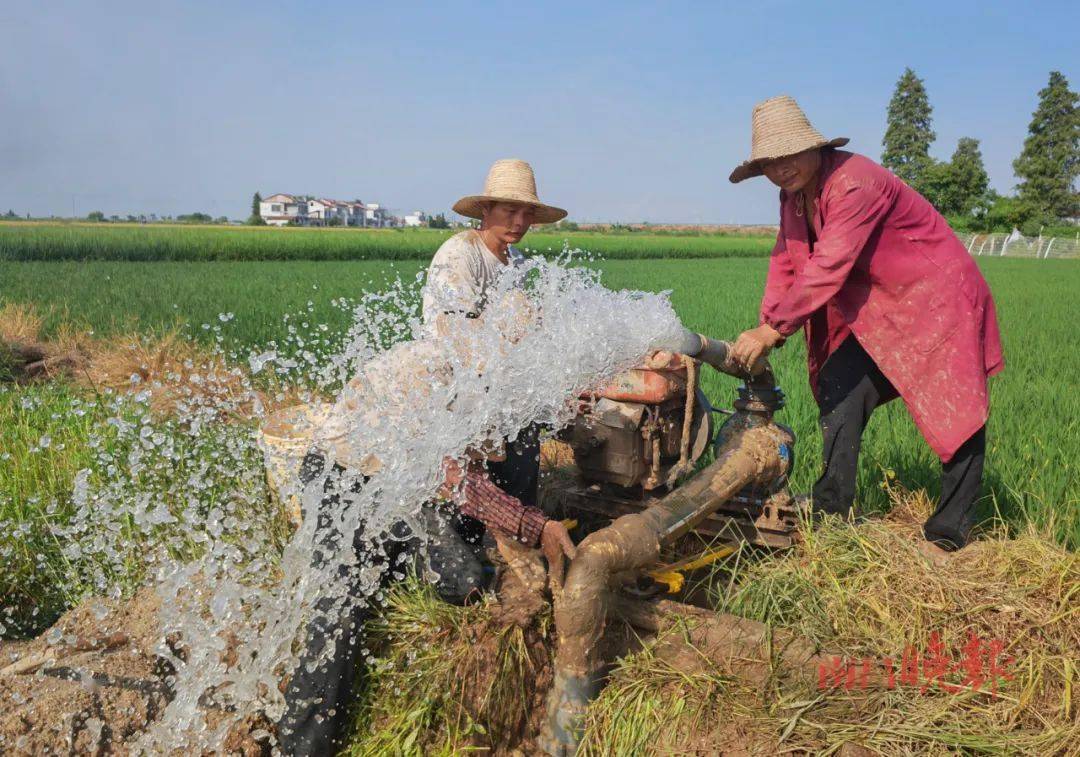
[732,324,782,372]
[437,457,465,499]
[541,520,577,590]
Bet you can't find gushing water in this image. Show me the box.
[7,255,689,752]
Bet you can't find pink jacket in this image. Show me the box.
[760,150,1004,462]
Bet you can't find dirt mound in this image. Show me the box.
[0,588,168,755]
[0,588,276,756]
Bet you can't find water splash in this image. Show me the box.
[5,254,689,752]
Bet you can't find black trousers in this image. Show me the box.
[277,426,542,756]
[811,336,985,551]
[487,423,541,507]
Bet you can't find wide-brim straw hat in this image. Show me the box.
[729,95,849,183]
[453,158,567,224]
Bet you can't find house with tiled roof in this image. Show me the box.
[259,194,308,226]
[259,193,394,226]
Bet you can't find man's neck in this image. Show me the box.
[799,172,822,218]
[478,228,510,263]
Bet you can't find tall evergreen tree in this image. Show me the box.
[882,68,936,188]
[1013,71,1080,220]
[949,138,989,215]
[248,192,267,225]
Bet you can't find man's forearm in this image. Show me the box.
[458,470,547,547]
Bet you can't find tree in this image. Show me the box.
[1013,71,1080,220]
[969,193,1045,235]
[949,138,989,215]
[921,138,991,217]
[247,192,267,226]
[427,213,450,229]
[916,161,959,216]
[86,211,105,222]
[882,68,936,188]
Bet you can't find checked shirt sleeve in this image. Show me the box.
[458,470,548,548]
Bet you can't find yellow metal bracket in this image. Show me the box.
[648,545,737,594]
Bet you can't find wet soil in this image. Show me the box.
[0,589,272,756]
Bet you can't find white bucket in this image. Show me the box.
[257,402,331,529]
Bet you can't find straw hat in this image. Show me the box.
[453,158,567,223]
[729,96,849,183]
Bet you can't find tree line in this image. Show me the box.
[882,69,1079,235]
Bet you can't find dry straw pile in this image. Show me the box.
[353,489,1079,755]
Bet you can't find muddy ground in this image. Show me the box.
[0,586,281,756]
[0,588,170,755]
[0,567,785,756]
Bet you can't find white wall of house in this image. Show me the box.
[258,193,397,227]
[307,200,330,222]
[364,203,390,227]
[260,194,307,226]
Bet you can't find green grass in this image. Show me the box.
[1,256,1076,548]
[0,381,279,637]
[0,222,773,262]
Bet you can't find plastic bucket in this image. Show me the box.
[258,402,330,528]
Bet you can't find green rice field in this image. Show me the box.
[2,254,1077,549]
[0,222,773,261]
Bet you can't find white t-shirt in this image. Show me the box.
[421,230,524,336]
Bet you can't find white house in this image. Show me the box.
[259,194,308,226]
[306,198,338,224]
[364,203,391,227]
[259,192,394,227]
[307,198,370,226]
[403,211,427,227]
[347,201,366,226]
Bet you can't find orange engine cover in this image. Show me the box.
[591,353,688,404]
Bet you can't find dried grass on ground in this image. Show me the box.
[0,302,297,418]
[0,302,43,344]
[354,493,1080,755]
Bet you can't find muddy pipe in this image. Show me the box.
[675,330,776,389]
[541,407,794,755]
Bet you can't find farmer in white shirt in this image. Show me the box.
[279,159,575,756]
[421,158,570,518]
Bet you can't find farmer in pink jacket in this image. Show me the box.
[729,96,1004,560]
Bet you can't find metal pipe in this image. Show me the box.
[676,330,777,390]
[541,409,794,754]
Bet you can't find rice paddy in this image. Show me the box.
[1,254,1076,548]
[0,222,773,262]
[0,227,1076,754]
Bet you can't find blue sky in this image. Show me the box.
[1,1,1076,223]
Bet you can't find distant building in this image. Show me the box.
[307,198,349,225]
[363,203,392,227]
[403,210,428,227]
[259,194,308,226]
[259,193,393,227]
